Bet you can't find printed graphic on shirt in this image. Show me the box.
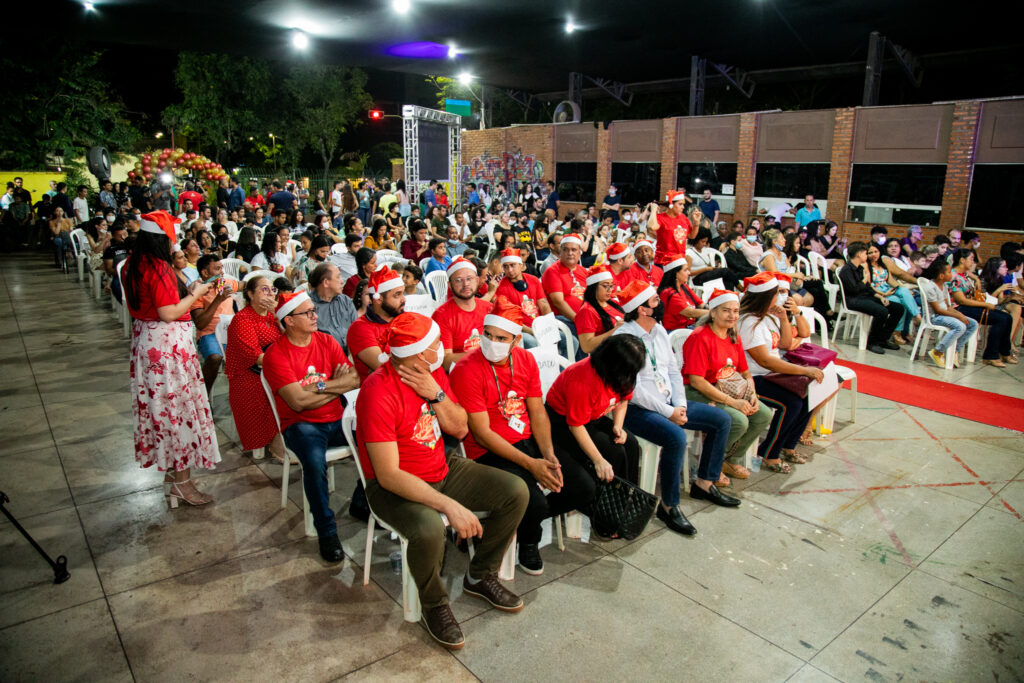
[570,276,585,299]
[673,225,687,244]
[770,330,780,349]
[411,403,441,450]
[498,390,527,421]
[521,297,539,319]
[299,365,326,386]
[604,396,619,417]
[464,328,482,353]
[714,358,737,382]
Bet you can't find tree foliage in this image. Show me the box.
[0,45,138,169]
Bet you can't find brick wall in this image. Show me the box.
[596,124,611,201]
[827,108,856,224]
[734,113,759,221]
[939,101,981,232]
[660,118,678,198]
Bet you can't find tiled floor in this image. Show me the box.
[1,252,1022,682]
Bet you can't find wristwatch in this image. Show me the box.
[426,390,446,405]
[315,380,327,394]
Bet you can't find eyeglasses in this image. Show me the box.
[288,309,317,319]
[257,286,278,295]
[451,277,477,286]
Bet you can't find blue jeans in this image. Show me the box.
[282,419,347,538]
[622,402,731,506]
[931,314,978,354]
[888,286,920,334]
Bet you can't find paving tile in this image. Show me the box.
[337,638,476,682]
[0,447,74,518]
[0,404,55,455]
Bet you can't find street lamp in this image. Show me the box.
[456,73,487,130]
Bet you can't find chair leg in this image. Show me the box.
[849,378,857,423]
[499,534,516,581]
[253,447,265,460]
[857,315,870,350]
[303,491,315,537]
[566,511,583,539]
[637,439,659,495]
[401,537,421,623]
[555,515,565,552]
[327,465,335,493]
[909,328,924,360]
[362,518,375,586]
[280,451,291,509]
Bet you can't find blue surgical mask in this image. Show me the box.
[746,235,757,243]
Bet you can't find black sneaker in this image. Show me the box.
[348,481,370,522]
[517,542,544,576]
[867,344,886,355]
[318,533,343,563]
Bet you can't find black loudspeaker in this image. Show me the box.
[87,146,111,181]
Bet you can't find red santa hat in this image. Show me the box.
[383,312,441,360]
[275,290,311,320]
[561,233,583,247]
[586,264,614,287]
[606,243,630,261]
[707,288,740,309]
[632,239,655,255]
[743,272,780,293]
[483,296,526,335]
[499,248,523,265]
[139,210,180,242]
[664,256,687,272]
[619,279,658,313]
[368,266,403,300]
[666,191,687,204]
[773,272,792,290]
[447,257,477,279]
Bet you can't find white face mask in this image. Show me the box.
[480,336,512,363]
[777,292,789,306]
[426,342,444,373]
[875,236,887,244]
[622,214,631,222]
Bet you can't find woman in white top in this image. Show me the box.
[737,273,823,470]
[249,231,291,277]
[757,228,816,310]
[395,179,411,218]
[882,237,917,286]
[687,228,740,290]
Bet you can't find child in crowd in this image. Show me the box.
[401,263,424,295]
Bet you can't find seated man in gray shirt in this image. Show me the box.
[308,263,358,351]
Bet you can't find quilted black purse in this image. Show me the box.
[589,476,658,540]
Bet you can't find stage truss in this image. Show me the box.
[402,104,463,208]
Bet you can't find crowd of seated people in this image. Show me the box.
[32,172,1024,652]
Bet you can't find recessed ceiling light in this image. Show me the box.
[83,1,96,10]
[565,18,576,34]
[393,0,410,14]
[448,43,459,59]
[292,30,310,50]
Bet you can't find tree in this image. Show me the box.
[367,142,403,175]
[284,65,373,177]
[0,44,138,169]
[162,53,272,164]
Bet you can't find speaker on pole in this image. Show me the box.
[86,146,111,181]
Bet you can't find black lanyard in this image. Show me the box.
[489,354,515,397]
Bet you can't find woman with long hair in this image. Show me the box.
[364,218,395,251]
[882,237,917,286]
[948,248,1016,366]
[657,257,708,330]
[235,227,260,263]
[343,247,378,298]
[395,178,411,219]
[979,255,1023,349]
[575,265,625,354]
[122,213,219,508]
[341,181,358,213]
[250,231,290,276]
[865,242,920,344]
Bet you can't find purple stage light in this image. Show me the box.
[386,41,450,59]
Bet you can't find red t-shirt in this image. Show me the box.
[541,261,588,315]
[681,324,748,385]
[494,274,547,324]
[450,347,542,459]
[623,262,664,288]
[346,314,390,381]
[546,357,632,427]
[179,190,205,210]
[356,363,457,482]
[245,194,266,210]
[126,256,190,322]
[611,266,634,293]
[574,301,624,335]
[660,286,703,331]
[654,211,692,265]
[432,298,491,354]
[342,273,361,299]
[262,331,351,431]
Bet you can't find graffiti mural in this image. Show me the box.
[460,148,544,194]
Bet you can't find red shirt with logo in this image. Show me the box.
[494,273,548,324]
[432,297,491,354]
[574,301,624,336]
[681,324,748,385]
[546,357,632,427]
[356,363,458,482]
[450,347,543,459]
[346,314,390,381]
[541,261,588,314]
[653,211,692,265]
[623,262,664,289]
[660,285,704,331]
[262,331,351,431]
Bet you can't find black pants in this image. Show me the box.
[694,268,740,292]
[476,438,595,544]
[753,376,812,460]
[801,279,833,320]
[846,296,904,345]
[546,406,640,485]
[960,305,1013,359]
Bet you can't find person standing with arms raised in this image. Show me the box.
[646,191,698,267]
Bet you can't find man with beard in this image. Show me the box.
[432,257,492,369]
[346,266,407,383]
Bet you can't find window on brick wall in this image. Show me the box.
[677,162,738,195]
[967,165,1024,232]
[754,163,831,199]
[555,162,597,203]
[849,164,946,226]
[611,162,661,207]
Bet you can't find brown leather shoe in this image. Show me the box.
[422,604,465,650]
[463,573,524,613]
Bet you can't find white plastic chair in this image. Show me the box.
[833,275,871,350]
[425,270,449,304]
[701,248,727,269]
[403,293,437,316]
[909,278,959,370]
[330,242,346,255]
[214,313,234,361]
[668,328,693,366]
[807,252,840,312]
[219,258,249,281]
[69,229,89,282]
[527,346,570,399]
[799,306,857,433]
[553,318,578,360]
[374,249,406,268]
[260,373,351,537]
[795,254,813,278]
[530,313,561,349]
[418,256,432,271]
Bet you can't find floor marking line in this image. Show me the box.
[777,478,1024,496]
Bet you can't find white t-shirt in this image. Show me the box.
[738,313,783,377]
[250,252,290,271]
[330,190,343,213]
[73,196,90,224]
[920,278,951,310]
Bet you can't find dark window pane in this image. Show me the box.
[555,162,596,203]
[677,162,738,195]
[611,162,661,206]
[849,164,946,206]
[967,165,1024,232]
[754,163,830,198]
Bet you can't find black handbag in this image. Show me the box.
[589,476,658,540]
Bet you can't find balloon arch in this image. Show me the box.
[128,148,228,184]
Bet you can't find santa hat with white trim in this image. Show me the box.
[586,264,613,286]
[368,266,403,300]
[483,296,525,336]
[447,257,477,279]
[632,238,654,255]
[619,279,658,313]
[664,256,687,272]
[561,233,583,247]
[139,210,180,242]
[666,190,687,204]
[742,271,780,293]
[275,290,312,320]
[606,242,630,262]
[383,312,441,362]
[707,288,740,309]
[499,248,522,265]
[772,272,792,291]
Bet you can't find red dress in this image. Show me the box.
[226,305,282,450]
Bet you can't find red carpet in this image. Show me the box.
[838,360,1024,432]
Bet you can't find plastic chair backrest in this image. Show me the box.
[700,277,725,294]
[330,243,346,255]
[219,258,248,281]
[215,313,234,351]
[527,346,570,399]
[403,293,437,316]
[70,229,87,258]
[243,269,273,284]
[795,254,812,277]
[807,251,826,278]
[531,313,561,348]
[418,257,431,271]
[668,328,692,366]
[295,282,309,293]
[702,248,726,268]
[116,259,129,314]
[260,372,284,432]
[553,318,577,360]
[798,306,829,347]
[836,269,851,309]
[916,277,937,326]
[425,270,449,303]
[340,390,366,487]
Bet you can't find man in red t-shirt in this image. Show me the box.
[357,312,529,650]
[449,298,591,576]
[189,254,239,397]
[646,191,697,266]
[431,257,491,369]
[605,242,634,292]
[178,183,205,214]
[262,291,360,563]
[540,233,588,322]
[494,248,550,346]
[345,266,406,381]
[623,239,664,288]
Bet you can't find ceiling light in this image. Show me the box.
[565,18,576,34]
[292,30,309,50]
[393,0,410,14]
[457,72,474,86]
[447,43,459,60]
[83,1,96,10]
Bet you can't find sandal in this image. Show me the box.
[798,432,815,446]
[763,460,793,474]
[715,472,731,488]
[983,359,1007,368]
[1002,354,1019,365]
[721,462,751,479]
[782,449,809,464]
